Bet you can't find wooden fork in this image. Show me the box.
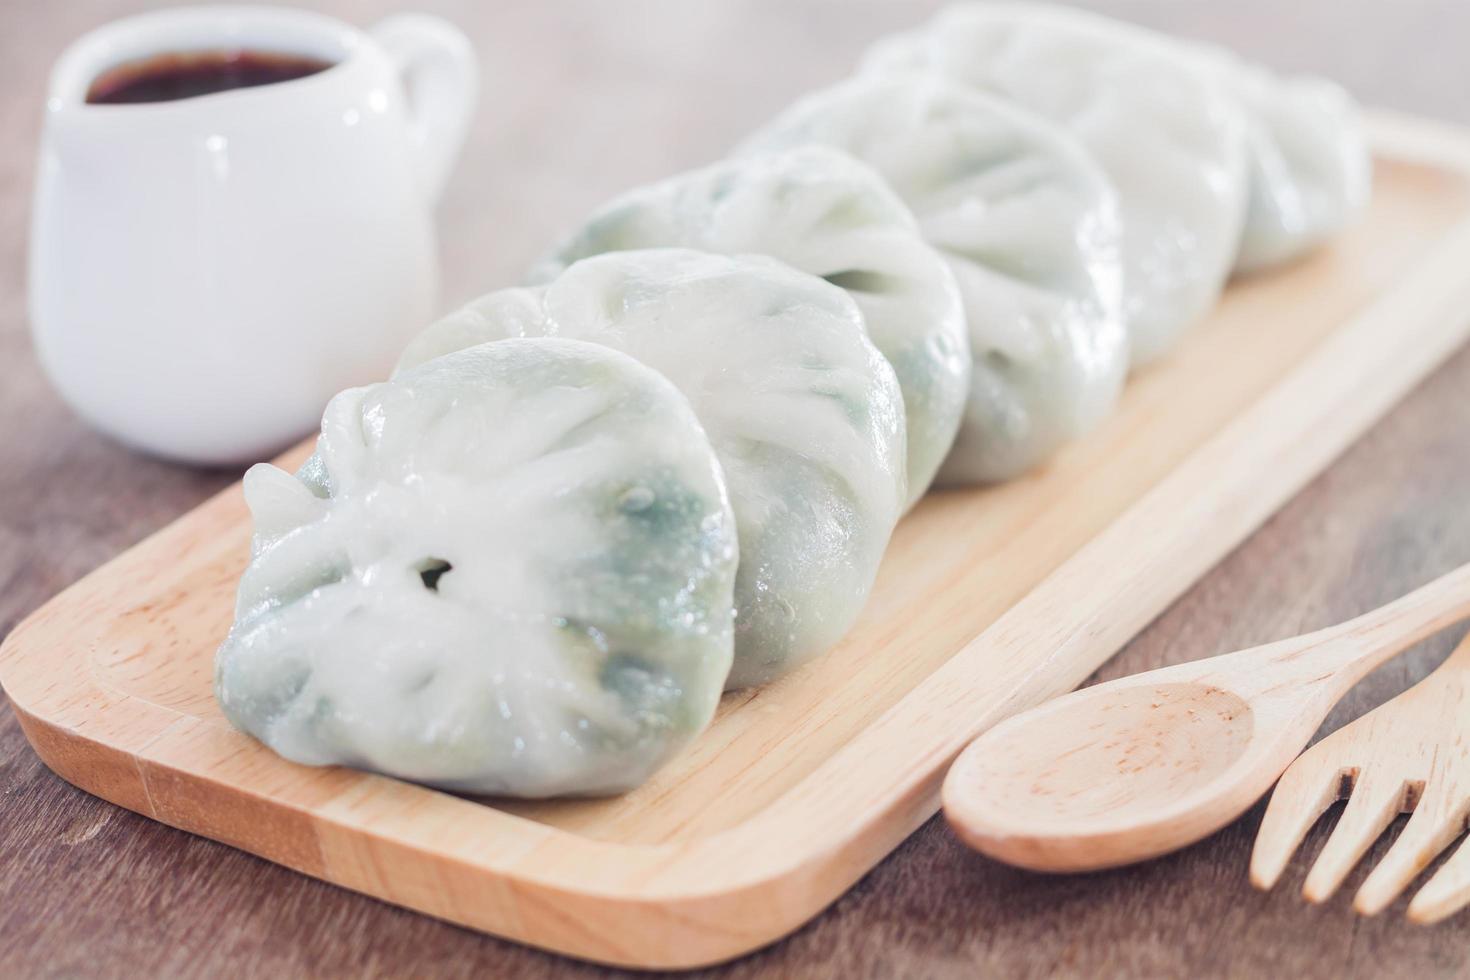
[1250,629,1470,922]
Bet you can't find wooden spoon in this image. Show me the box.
[942,561,1470,873]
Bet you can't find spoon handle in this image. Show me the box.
[1282,559,1470,693]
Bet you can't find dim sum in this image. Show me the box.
[531,146,968,504]
[216,338,740,797]
[399,249,907,687]
[741,75,1127,483]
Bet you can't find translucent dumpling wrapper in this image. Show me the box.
[865,2,1370,275]
[398,249,907,688]
[862,0,1249,365]
[215,338,740,798]
[741,75,1126,484]
[530,146,969,505]
[1194,52,1370,274]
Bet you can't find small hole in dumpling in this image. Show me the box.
[618,486,656,513]
[415,557,453,591]
[405,668,437,694]
[983,350,1015,374]
[823,269,902,295]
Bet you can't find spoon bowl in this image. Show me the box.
[946,675,1267,871]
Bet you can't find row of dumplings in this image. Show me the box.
[215,3,1370,798]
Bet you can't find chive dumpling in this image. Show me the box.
[741,75,1127,484]
[215,338,739,797]
[1187,49,1370,274]
[398,249,907,688]
[531,146,969,506]
[861,1,1250,365]
[862,2,1367,282]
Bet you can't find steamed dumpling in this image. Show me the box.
[215,338,739,798]
[863,2,1368,276]
[399,249,907,688]
[862,0,1249,364]
[741,75,1126,484]
[1197,53,1370,273]
[530,146,969,505]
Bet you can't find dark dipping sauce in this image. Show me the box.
[86,50,334,105]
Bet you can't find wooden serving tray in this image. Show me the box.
[6,112,1470,970]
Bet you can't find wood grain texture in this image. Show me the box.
[1252,631,1470,920]
[4,1,1470,977]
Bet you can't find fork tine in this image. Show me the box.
[1407,821,1470,924]
[1250,756,1346,890]
[1303,775,1409,903]
[1354,787,1465,916]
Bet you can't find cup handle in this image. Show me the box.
[371,14,478,204]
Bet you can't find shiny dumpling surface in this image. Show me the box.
[862,0,1249,365]
[215,338,739,798]
[530,146,969,506]
[741,75,1126,484]
[399,249,907,688]
[1198,53,1370,273]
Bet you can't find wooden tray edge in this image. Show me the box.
[6,109,1470,970]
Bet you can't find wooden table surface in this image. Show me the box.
[4,1,1470,976]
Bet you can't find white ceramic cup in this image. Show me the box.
[29,6,477,464]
